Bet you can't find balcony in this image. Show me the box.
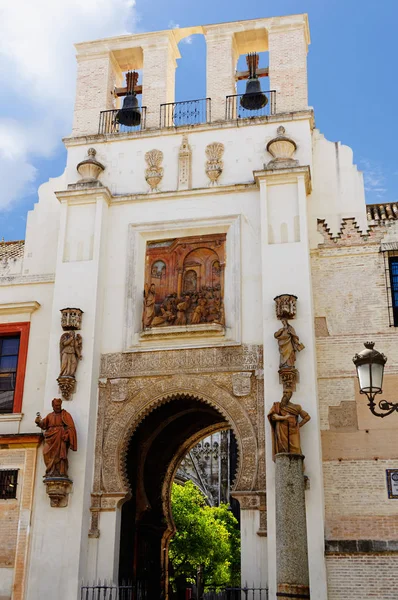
[160,98,211,128]
[97,92,277,135]
[98,107,147,134]
[226,91,276,120]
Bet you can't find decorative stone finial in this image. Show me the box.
[76,148,105,184]
[266,127,298,169]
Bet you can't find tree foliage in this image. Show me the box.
[169,481,240,589]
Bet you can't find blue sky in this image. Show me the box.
[0,0,397,240]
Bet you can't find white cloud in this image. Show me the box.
[0,0,136,210]
[360,159,388,200]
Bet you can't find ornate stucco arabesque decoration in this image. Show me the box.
[57,308,83,400]
[89,345,265,537]
[266,126,298,170]
[205,142,224,186]
[145,149,164,192]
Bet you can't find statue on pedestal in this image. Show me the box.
[274,319,305,368]
[35,398,77,478]
[268,391,310,460]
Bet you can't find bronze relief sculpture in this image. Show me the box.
[57,307,83,399]
[142,234,226,330]
[36,398,77,506]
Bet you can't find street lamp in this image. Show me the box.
[353,342,398,417]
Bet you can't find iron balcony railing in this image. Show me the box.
[160,98,211,128]
[81,583,268,600]
[225,91,276,121]
[98,107,147,134]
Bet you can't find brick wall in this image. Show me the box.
[327,555,398,600]
[205,32,237,121]
[72,55,120,136]
[0,445,39,600]
[268,25,308,113]
[142,39,176,128]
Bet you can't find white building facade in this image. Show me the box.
[0,13,397,600]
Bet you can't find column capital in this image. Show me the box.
[254,165,312,195]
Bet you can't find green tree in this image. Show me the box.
[169,481,240,595]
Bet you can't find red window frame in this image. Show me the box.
[0,322,30,413]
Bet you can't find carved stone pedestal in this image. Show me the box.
[278,367,298,392]
[57,375,76,400]
[275,453,310,599]
[44,477,73,508]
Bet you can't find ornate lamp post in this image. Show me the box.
[352,342,398,417]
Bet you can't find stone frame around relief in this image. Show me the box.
[386,469,398,499]
[124,215,241,351]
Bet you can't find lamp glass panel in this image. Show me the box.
[357,363,371,392]
[371,362,384,392]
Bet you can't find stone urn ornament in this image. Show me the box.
[76,148,105,183]
[266,126,298,169]
[145,149,164,192]
[205,142,224,186]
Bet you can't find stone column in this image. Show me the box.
[142,35,179,128]
[275,453,309,599]
[72,53,122,136]
[268,18,310,113]
[205,29,238,121]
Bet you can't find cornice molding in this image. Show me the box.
[0,301,40,316]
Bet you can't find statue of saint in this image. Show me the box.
[59,330,82,378]
[35,398,77,478]
[274,319,305,368]
[143,283,156,328]
[268,391,310,460]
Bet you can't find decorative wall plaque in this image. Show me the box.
[205,142,224,186]
[386,469,398,499]
[142,234,225,330]
[58,308,83,399]
[145,149,164,192]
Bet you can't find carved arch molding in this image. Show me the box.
[90,345,265,537]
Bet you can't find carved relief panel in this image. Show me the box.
[142,234,226,329]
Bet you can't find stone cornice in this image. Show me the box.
[55,186,112,206]
[253,164,312,195]
[0,433,42,448]
[0,301,40,316]
[63,110,315,148]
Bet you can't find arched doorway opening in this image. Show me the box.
[118,394,236,598]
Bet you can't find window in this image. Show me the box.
[0,336,20,413]
[0,323,30,413]
[0,469,18,499]
[390,256,398,327]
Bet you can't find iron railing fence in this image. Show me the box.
[98,108,147,135]
[160,98,211,128]
[225,92,276,121]
[203,587,268,600]
[80,581,146,600]
[81,583,268,600]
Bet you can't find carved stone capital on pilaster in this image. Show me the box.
[231,490,266,510]
[278,367,299,392]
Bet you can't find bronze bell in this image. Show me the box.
[240,53,268,111]
[116,92,141,127]
[116,71,141,127]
